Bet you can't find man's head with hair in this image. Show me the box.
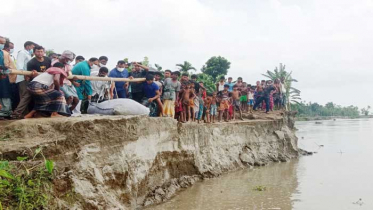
[117,60,126,69]
[49,53,58,60]
[24,41,35,51]
[154,72,162,81]
[228,77,233,83]
[220,76,225,82]
[164,69,171,78]
[146,74,154,84]
[4,41,14,52]
[98,67,109,77]
[75,55,85,64]
[88,57,99,68]
[181,73,189,82]
[33,45,45,59]
[99,56,108,65]
[53,62,64,68]
[171,71,179,80]
[191,74,197,80]
[59,50,75,65]
[237,77,243,82]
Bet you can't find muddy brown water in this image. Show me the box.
[150,119,373,210]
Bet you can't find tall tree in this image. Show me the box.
[262,63,300,110]
[176,61,196,73]
[202,56,230,82]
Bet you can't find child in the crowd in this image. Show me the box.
[175,83,185,122]
[216,76,226,92]
[240,82,248,112]
[202,95,210,123]
[210,92,217,123]
[232,85,243,120]
[181,82,191,123]
[196,91,204,123]
[193,87,199,122]
[248,87,255,113]
[189,83,196,121]
[218,84,230,122]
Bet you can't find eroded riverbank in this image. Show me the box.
[0,111,300,209]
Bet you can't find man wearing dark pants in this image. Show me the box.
[12,41,36,119]
[253,82,276,113]
[129,62,148,103]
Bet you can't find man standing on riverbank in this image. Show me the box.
[72,57,99,113]
[129,62,149,103]
[162,71,181,117]
[0,36,12,119]
[109,60,129,98]
[12,41,35,119]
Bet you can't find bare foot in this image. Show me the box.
[51,112,65,118]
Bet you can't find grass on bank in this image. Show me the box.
[0,147,54,210]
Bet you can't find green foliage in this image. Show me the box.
[262,63,300,109]
[142,56,149,67]
[45,49,55,57]
[196,73,216,94]
[201,56,231,82]
[253,185,267,191]
[154,64,162,71]
[176,61,196,73]
[361,106,371,116]
[291,102,360,118]
[0,147,54,209]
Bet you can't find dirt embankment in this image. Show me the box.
[0,111,299,209]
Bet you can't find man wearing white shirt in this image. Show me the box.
[12,41,35,119]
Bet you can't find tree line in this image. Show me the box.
[291,102,361,118]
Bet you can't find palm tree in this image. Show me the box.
[262,63,301,110]
[176,61,196,73]
[154,64,162,71]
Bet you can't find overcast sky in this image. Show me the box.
[2,0,372,108]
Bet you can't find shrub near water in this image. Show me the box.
[0,148,54,210]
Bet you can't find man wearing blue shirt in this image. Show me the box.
[109,60,129,98]
[225,77,235,92]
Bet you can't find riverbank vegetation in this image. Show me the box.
[0,148,54,209]
[291,102,360,118]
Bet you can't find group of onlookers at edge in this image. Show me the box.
[0,37,286,122]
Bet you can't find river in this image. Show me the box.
[150,119,373,210]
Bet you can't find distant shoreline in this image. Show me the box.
[296,115,373,121]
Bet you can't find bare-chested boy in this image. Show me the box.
[218,84,230,122]
[204,95,212,123]
[189,83,196,122]
[232,85,243,120]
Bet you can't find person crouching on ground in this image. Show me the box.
[143,75,163,116]
[25,62,71,118]
[91,67,114,103]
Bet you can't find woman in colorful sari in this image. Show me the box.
[25,62,71,118]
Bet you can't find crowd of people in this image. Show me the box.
[0,37,287,122]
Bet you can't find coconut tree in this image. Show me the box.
[154,64,162,71]
[176,61,196,73]
[262,63,301,110]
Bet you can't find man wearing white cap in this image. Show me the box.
[52,50,80,113]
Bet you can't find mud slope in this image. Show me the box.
[0,112,299,209]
